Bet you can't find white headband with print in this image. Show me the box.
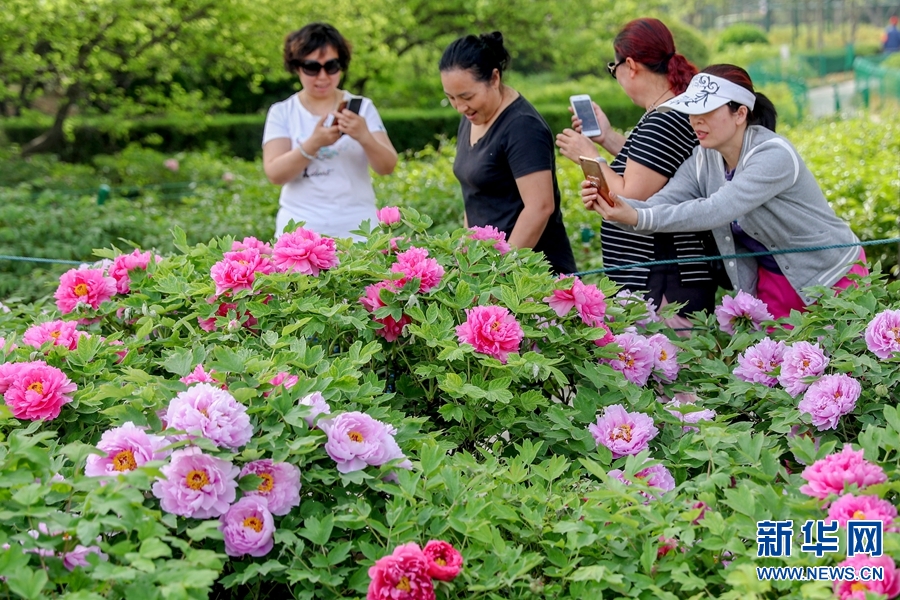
[658,73,757,115]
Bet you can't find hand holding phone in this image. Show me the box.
[323,100,348,128]
[570,95,602,138]
[579,156,614,208]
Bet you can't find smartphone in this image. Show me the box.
[570,94,602,138]
[579,156,614,207]
[323,97,362,127]
[323,100,348,128]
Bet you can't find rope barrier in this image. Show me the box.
[0,255,84,266]
[572,237,900,277]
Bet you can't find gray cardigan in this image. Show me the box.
[624,125,861,304]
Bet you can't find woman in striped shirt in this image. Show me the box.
[556,18,721,329]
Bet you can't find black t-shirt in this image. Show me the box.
[453,95,577,274]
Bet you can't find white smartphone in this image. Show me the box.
[570,94,602,138]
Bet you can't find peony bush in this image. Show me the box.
[0,207,898,599]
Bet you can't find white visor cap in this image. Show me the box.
[658,73,757,115]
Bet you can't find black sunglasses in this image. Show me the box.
[607,59,625,78]
[295,58,342,76]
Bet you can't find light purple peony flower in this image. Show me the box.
[864,309,900,359]
[318,411,408,474]
[662,395,716,432]
[798,374,861,431]
[588,404,659,459]
[647,333,680,382]
[240,459,301,516]
[715,290,773,335]
[298,391,331,427]
[604,332,655,386]
[733,338,786,386]
[165,383,252,450]
[219,496,276,558]
[85,421,169,477]
[777,341,829,397]
[152,447,240,519]
[608,463,676,500]
[614,290,659,327]
[63,544,108,571]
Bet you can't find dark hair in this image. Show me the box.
[283,23,352,74]
[613,18,697,93]
[702,64,777,131]
[438,31,511,83]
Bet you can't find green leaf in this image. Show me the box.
[139,537,172,560]
[298,514,334,546]
[5,567,48,600]
[161,347,195,377]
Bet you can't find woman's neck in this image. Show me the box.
[299,89,342,116]
[642,77,674,111]
[720,125,748,172]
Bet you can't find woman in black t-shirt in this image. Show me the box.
[439,32,576,274]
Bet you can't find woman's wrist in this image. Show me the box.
[297,141,317,161]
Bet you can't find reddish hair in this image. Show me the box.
[613,18,697,94]
[702,64,778,131]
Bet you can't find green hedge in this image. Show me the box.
[1,99,646,162]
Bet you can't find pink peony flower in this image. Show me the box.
[608,463,676,500]
[360,280,411,342]
[799,446,887,500]
[85,421,170,477]
[263,372,299,398]
[604,332,655,386]
[657,536,679,559]
[110,249,159,294]
[210,248,275,297]
[589,404,659,459]
[0,361,38,394]
[376,206,402,225]
[318,411,407,474]
[422,540,463,581]
[715,290,773,335]
[197,298,258,332]
[240,459,302,516]
[298,391,331,427]
[180,364,223,387]
[663,395,716,432]
[367,542,434,600]
[3,361,77,421]
[468,225,511,254]
[231,237,272,255]
[222,171,235,182]
[798,373,861,431]
[456,305,524,364]
[54,268,117,313]
[864,309,900,360]
[152,447,239,519]
[733,338,786,386]
[165,383,252,449]
[163,158,179,172]
[23,320,86,351]
[592,322,615,347]
[778,341,829,397]
[62,544,108,571]
[390,247,444,293]
[833,555,900,600]
[544,277,606,327]
[219,496,276,558]
[272,228,339,276]
[647,333,680,382]
[827,494,899,531]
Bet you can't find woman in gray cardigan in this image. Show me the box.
[583,64,868,320]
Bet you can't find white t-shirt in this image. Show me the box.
[262,93,387,240]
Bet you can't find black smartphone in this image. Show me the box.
[346,97,362,114]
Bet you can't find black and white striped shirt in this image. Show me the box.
[602,109,714,290]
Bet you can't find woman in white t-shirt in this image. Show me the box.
[263,23,398,240]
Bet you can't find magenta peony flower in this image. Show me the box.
[468,225,510,254]
[376,206,402,225]
[210,248,275,297]
[662,395,716,432]
[833,555,900,600]
[219,496,276,558]
[715,290,773,334]
[864,309,900,360]
[827,494,898,531]
[544,277,606,327]
[318,411,407,474]
[733,338,786,386]
[240,459,302,516]
[367,542,434,600]
[589,404,659,459]
[798,373,861,431]
[422,540,463,581]
[165,383,252,449]
[3,361,77,421]
[231,237,272,255]
[360,280,411,342]
[197,298,259,333]
[592,322,615,347]
[263,372,299,398]
[544,277,578,317]
[777,341,829,397]
[604,332,655,386]
[647,333,680,382]
[54,268,117,314]
[657,536,679,559]
[272,228,339,276]
[163,158,179,172]
[85,421,169,477]
[298,391,331,427]
[799,446,887,500]
[608,463,676,500]
[152,447,239,519]
[180,364,222,387]
[62,544,108,571]
[390,247,444,293]
[0,361,39,394]
[110,249,159,294]
[23,320,86,351]
[456,305,524,364]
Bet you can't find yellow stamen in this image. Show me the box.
[659,350,668,361]
[435,557,447,566]
[185,469,209,490]
[396,576,411,592]
[348,431,364,442]
[74,283,89,297]
[27,381,44,394]
[242,516,263,532]
[490,321,500,331]
[852,510,866,520]
[611,424,633,443]
[112,449,137,472]
[257,472,275,493]
[850,582,868,593]
[50,330,61,339]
